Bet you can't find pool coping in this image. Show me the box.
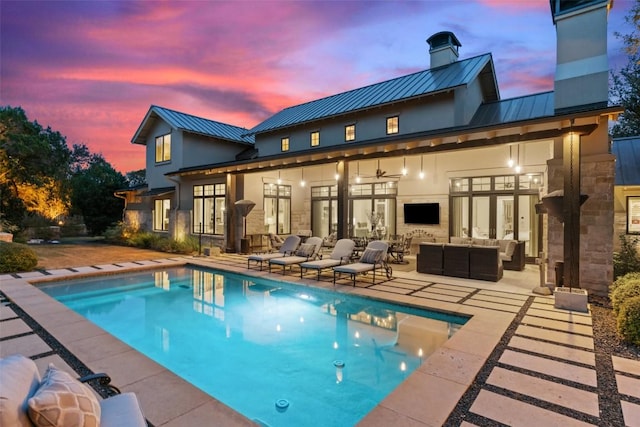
[1,256,518,427]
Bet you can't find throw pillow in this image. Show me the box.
[0,354,42,427]
[360,248,382,264]
[28,364,101,427]
[295,243,315,257]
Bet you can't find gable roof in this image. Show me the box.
[131,105,254,145]
[249,53,497,135]
[612,136,640,186]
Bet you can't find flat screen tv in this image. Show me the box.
[404,203,440,225]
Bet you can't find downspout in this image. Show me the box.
[167,176,181,240]
[113,191,127,223]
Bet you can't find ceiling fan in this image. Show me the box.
[374,159,403,179]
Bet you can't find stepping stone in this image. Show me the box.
[499,349,597,387]
[470,390,596,426]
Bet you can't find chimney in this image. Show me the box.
[551,0,613,112]
[426,31,461,68]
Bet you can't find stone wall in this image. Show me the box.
[547,154,615,296]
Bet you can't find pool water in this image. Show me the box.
[40,265,467,426]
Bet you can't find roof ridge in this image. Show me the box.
[276,52,493,113]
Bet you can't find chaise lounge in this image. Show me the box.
[0,354,146,427]
[333,240,391,286]
[299,238,356,280]
[247,235,301,270]
[268,236,324,274]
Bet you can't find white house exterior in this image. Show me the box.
[123,0,623,296]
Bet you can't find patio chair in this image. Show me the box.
[268,237,324,274]
[299,238,356,280]
[333,240,392,286]
[247,235,301,270]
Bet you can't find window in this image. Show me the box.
[310,131,320,147]
[386,116,399,134]
[281,137,290,152]
[264,183,291,235]
[155,134,171,163]
[153,199,170,231]
[193,184,226,234]
[345,124,355,142]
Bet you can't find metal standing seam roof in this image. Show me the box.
[612,136,640,186]
[469,91,555,127]
[248,53,495,135]
[132,105,254,145]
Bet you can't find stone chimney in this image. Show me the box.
[551,0,613,112]
[426,31,461,68]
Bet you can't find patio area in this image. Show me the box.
[1,252,639,426]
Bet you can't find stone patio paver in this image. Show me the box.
[526,307,593,325]
[621,401,640,427]
[507,336,596,366]
[612,355,640,376]
[470,390,597,427]
[499,349,597,387]
[515,324,594,350]
[521,315,593,336]
[486,367,599,416]
[0,317,33,337]
[615,374,640,399]
[462,298,522,313]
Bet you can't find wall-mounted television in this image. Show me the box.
[403,203,440,225]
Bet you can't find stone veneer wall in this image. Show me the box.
[547,154,615,296]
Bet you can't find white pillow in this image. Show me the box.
[28,364,101,427]
[0,355,41,427]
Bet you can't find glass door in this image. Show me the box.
[471,196,490,239]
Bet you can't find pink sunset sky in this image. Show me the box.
[0,0,634,173]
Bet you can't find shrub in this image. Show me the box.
[0,242,38,273]
[617,295,640,346]
[610,277,640,315]
[613,234,640,280]
[610,272,640,294]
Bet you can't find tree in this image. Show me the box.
[69,150,127,236]
[0,106,72,225]
[610,0,640,137]
[125,169,147,187]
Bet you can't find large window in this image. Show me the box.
[153,199,170,231]
[264,183,291,235]
[155,134,171,163]
[386,116,399,134]
[345,124,355,142]
[193,184,226,234]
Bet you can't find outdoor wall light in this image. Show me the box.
[277,171,282,185]
[300,169,306,187]
[419,155,425,179]
[402,157,408,176]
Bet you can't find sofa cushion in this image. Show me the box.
[504,240,517,258]
[0,354,41,427]
[360,248,383,264]
[27,364,101,427]
[99,393,146,427]
[450,237,471,245]
[295,243,315,257]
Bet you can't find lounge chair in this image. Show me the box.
[247,235,301,270]
[299,239,356,280]
[333,240,391,286]
[0,354,146,427]
[268,237,324,274]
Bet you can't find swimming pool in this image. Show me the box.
[40,265,468,426]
